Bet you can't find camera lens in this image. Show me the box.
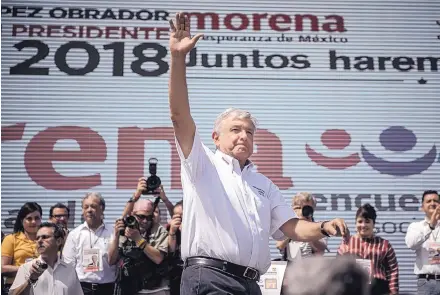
[302,205,314,218]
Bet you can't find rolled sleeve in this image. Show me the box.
[9,263,30,292]
[152,227,169,255]
[268,184,296,240]
[175,128,212,183]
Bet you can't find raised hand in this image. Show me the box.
[169,12,204,57]
[323,218,350,238]
[169,214,182,235]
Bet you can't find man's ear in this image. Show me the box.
[212,131,220,147]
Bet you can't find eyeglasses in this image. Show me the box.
[135,214,153,221]
[36,235,53,241]
[52,214,69,219]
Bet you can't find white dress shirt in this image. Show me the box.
[405,218,440,274]
[9,257,83,295]
[176,130,296,274]
[62,222,116,283]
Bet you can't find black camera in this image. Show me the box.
[35,260,48,271]
[302,205,314,221]
[142,158,161,195]
[120,216,139,236]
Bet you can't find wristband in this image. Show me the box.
[136,238,146,247]
[320,221,330,237]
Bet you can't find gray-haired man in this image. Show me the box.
[62,193,116,295]
[168,12,350,295]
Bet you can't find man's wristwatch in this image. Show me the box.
[320,221,330,237]
[27,276,38,286]
[429,223,435,230]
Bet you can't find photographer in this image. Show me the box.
[108,178,169,295]
[276,192,328,262]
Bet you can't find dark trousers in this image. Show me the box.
[370,278,390,295]
[180,264,261,295]
[80,282,115,295]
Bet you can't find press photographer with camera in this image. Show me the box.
[9,222,82,295]
[276,192,328,262]
[108,176,170,295]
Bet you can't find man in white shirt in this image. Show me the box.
[168,12,349,295]
[405,190,440,295]
[9,222,83,295]
[63,193,116,295]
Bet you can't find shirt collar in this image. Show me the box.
[214,149,254,172]
[80,222,105,232]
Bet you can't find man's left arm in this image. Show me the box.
[141,227,168,265]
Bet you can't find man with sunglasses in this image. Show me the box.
[108,181,170,295]
[8,222,83,295]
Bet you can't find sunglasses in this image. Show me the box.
[135,214,153,221]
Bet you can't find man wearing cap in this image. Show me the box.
[168,12,350,295]
[108,179,169,295]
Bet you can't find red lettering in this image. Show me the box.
[47,25,61,37]
[269,14,291,31]
[86,26,102,38]
[29,25,44,37]
[105,26,119,39]
[2,123,26,142]
[184,12,220,30]
[224,13,249,31]
[25,126,106,190]
[251,129,293,189]
[12,24,27,36]
[252,13,268,31]
[138,27,155,39]
[322,15,346,32]
[117,127,181,189]
[295,14,319,31]
[156,27,169,40]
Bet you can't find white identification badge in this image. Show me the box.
[428,242,440,264]
[82,248,103,272]
[356,259,372,278]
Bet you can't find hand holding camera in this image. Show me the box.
[170,214,182,235]
[29,260,48,282]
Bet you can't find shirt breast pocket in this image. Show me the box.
[254,194,271,234]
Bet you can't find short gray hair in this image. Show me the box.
[82,192,106,211]
[213,108,258,134]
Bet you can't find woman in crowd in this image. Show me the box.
[337,203,399,295]
[1,202,42,292]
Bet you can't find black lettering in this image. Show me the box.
[400,221,411,234]
[85,9,100,19]
[10,40,50,75]
[329,50,350,70]
[290,54,310,69]
[298,35,311,42]
[399,194,419,211]
[201,54,222,67]
[393,56,414,71]
[118,9,134,20]
[417,57,439,71]
[354,56,374,71]
[187,48,197,67]
[49,7,67,18]
[1,6,11,15]
[155,10,169,20]
[55,41,100,75]
[383,222,396,234]
[227,54,247,68]
[101,8,117,20]
[375,194,396,211]
[67,201,76,229]
[378,56,392,70]
[131,43,169,76]
[265,54,289,68]
[320,37,327,42]
[331,194,351,211]
[355,194,372,208]
[314,194,327,211]
[103,42,125,76]
[28,6,43,18]
[136,10,153,21]
[12,6,27,17]
[68,8,84,19]
[250,50,264,68]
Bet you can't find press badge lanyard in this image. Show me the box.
[88,224,105,249]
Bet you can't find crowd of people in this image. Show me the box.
[1,12,439,295]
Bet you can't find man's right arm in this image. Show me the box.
[168,12,203,159]
[405,222,431,250]
[8,265,31,295]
